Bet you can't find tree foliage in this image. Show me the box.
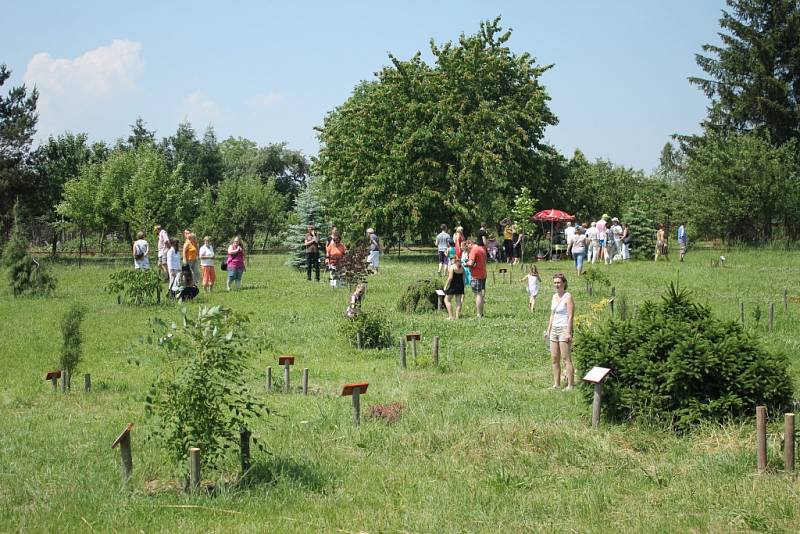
[315,17,559,240]
[574,284,794,431]
[284,179,329,268]
[145,306,266,472]
[59,304,86,379]
[0,64,38,238]
[689,0,800,145]
[2,203,55,296]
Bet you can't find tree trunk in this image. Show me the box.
[51,228,58,258]
[78,229,83,268]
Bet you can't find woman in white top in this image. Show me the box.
[132,231,150,269]
[545,273,574,389]
[199,236,216,292]
[166,239,181,289]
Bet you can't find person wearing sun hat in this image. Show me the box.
[366,227,381,270]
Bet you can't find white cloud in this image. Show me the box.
[23,40,144,140]
[182,91,219,126]
[249,92,282,109]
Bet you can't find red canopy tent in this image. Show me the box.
[531,209,575,259]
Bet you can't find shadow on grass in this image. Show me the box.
[241,457,332,493]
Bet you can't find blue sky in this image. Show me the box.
[3,0,726,172]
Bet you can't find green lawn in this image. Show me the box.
[1,249,799,532]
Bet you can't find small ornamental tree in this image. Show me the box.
[338,241,374,290]
[284,180,329,268]
[105,269,162,306]
[145,306,266,472]
[59,304,86,383]
[510,187,538,263]
[574,284,794,431]
[2,203,56,296]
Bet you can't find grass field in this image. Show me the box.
[1,249,800,532]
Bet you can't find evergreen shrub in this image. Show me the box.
[2,205,56,297]
[397,278,444,313]
[574,284,793,431]
[340,306,393,349]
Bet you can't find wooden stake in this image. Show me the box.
[588,284,593,297]
[492,271,496,284]
[189,448,201,490]
[400,339,407,369]
[432,336,440,366]
[84,373,91,392]
[411,338,418,365]
[757,405,767,473]
[592,383,602,428]
[352,387,361,426]
[356,332,362,349]
[50,375,58,392]
[784,288,788,312]
[61,370,69,393]
[117,295,121,305]
[111,423,134,486]
[302,368,309,395]
[283,361,290,393]
[240,429,251,473]
[785,413,795,472]
[739,302,745,325]
[769,302,775,332]
[266,367,272,392]
[610,299,615,319]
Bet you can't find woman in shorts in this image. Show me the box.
[545,273,574,389]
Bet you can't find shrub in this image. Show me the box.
[338,241,374,289]
[105,268,163,305]
[145,306,266,472]
[59,304,86,384]
[365,402,406,423]
[573,284,793,431]
[582,268,610,291]
[2,204,56,297]
[340,306,393,349]
[397,278,443,313]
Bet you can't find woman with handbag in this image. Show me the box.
[226,236,245,291]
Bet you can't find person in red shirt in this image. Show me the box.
[465,239,487,318]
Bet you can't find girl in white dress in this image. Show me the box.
[520,265,540,312]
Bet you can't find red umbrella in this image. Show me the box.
[531,209,575,222]
[531,209,575,259]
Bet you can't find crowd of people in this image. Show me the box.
[132,225,248,293]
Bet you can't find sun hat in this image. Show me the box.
[602,213,609,219]
[366,227,374,234]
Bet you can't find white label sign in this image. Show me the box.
[583,366,611,384]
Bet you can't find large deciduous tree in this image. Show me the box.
[315,17,558,241]
[689,0,800,144]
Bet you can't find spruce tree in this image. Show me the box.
[284,181,328,268]
[622,199,656,261]
[2,204,56,296]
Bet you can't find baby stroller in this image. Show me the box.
[170,264,199,301]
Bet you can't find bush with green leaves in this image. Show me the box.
[145,305,266,472]
[397,278,444,313]
[582,268,610,291]
[340,306,393,349]
[574,284,793,431]
[59,304,86,383]
[105,268,162,305]
[2,205,56,297]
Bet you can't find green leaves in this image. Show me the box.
[105,269,162,306]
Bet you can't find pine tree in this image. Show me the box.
[2,203,56,296]
[622,199,656,261]
[284,181,328,268]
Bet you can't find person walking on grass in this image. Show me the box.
[571,227,587,275]
[586,222,599,264]
[435,224,451,276]
[677,222,687,262]
[325,234,346,288]
[304,224,321,281]
[520,264,541,312]
[443,256,465,320]
[183,233,200,286]
[465,239,487,318]
[655,224,667,262]
[133,231,150,269]
[167,238,181,288]
[199,236,216,292]
[367,227,381,271]
[155,224,170,280]
[226,236,245,291]
[545,273,574,390]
